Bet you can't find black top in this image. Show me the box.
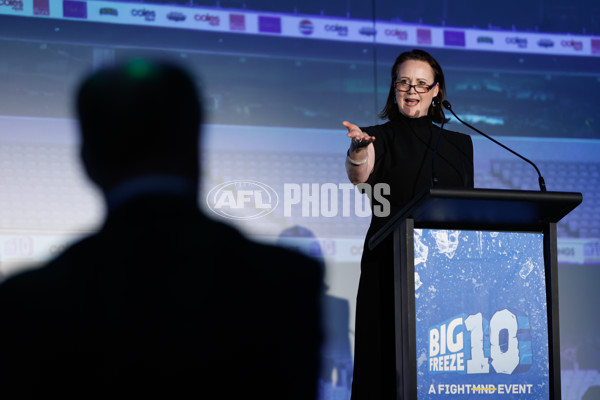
[364,114,474,244]
[350,114,474,400]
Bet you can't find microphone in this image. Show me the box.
[442,99,547,192]
[431,96,444,187]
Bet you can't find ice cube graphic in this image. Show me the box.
[430,230,460,259]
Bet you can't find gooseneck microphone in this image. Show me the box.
[442,99,547,192]
[431,96,444,187]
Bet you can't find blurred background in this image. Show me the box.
[0,1,599,399]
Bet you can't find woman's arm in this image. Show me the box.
[343,121,375,184]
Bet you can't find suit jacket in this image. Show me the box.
[0,194,324,399]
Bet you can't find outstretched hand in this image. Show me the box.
[343,121,375,146]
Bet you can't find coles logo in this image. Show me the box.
[206,180,279,220]
[350,245,363,256]
[384,29,408,40]
[299,19,313,35]
[0,0,23,10]
[131,8,155,21]
[195,13,220,26]
[325,24,348,36]
[561,39,583,51]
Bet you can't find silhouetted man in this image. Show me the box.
[0,59,323,399]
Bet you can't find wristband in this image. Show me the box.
[346,150,368,166]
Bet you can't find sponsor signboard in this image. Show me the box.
[258,15,281,34]
[33,0,49,16]
[414,229,550,398]
[230,13,245,31]
[444,30,466,47]
[63,0,86,19]
[0,1,597,57]
[417,28,432,45]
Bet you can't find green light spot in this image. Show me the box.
[126,59,154,79]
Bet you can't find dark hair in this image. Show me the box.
[378,49,446,124]
[76,59,202,188]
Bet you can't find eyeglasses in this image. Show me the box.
[394,81,437,93]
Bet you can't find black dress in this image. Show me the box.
[350,114,474,399]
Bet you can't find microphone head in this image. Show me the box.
[442,100,451,110]
[431,96,441,107]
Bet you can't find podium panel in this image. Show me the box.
[413,228,549,398]
[375,188,582,400]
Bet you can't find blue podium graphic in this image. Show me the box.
[414,229,549,399]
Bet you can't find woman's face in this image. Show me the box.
[394,59,439,119]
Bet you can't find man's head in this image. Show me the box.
[76,59,202,192]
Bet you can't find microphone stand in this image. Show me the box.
[431,96,445,187]
[442,100,547,192]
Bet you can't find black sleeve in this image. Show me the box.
[463,134,475,188]
[362,124,387,188]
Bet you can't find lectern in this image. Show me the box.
[368,187,582,400]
